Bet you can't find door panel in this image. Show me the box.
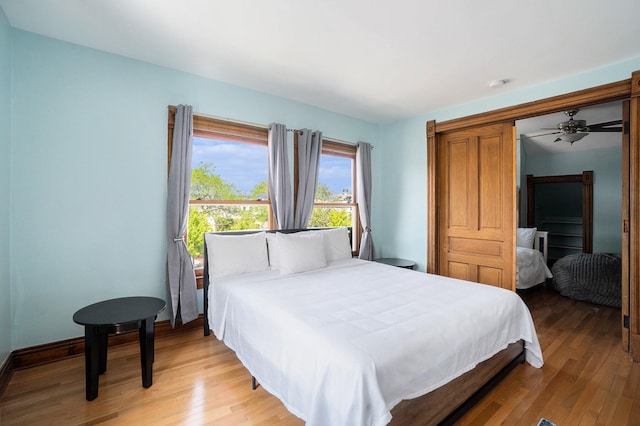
[448,237,502,257]
[478,266,502,287]
[438,122,516,290]
[448,139,471,228]
[448,262,470,281]
[479,135,503,229]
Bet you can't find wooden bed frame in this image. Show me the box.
[391,340,524,425]
[202,228,526,425]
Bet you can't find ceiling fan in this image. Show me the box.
[531,109,623,144]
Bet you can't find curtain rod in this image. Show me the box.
[288,130,374,149]
[186,108,373,149]
[324,135,373,149]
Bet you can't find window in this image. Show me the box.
[296,137,359,252]
[189,137,272,266]
[168,107,360,276]
[168,108,272,271]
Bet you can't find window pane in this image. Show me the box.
[316,155,352,203]
[188,204,270,267]
[191,136,268,201]
[308,206,354,229]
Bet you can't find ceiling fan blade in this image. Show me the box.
[588,119,622,132]
[589,120,622,128]
[588,128,622,132]
[522,131,561,139]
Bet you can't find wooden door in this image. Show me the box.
[628,73,640,359]
[622,100,630,351]
[438,122,516,290]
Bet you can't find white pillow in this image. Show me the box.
[205,232,269,279]
[266,233,281,269]
[516,227,537,249]
[273,232,327,275]
[314,227,352,261]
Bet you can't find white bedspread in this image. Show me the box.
[209,259,543,426]
[516,247,553,290]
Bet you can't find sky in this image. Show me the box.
[192,137,352,195]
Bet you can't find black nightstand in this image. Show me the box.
[375,258,416,270]
[73,296,166,401]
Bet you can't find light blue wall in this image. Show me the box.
[0,7,12,367]
[378,57,640,272]
[6,19,640,350]
[376,116,427,270]
[10,30,379,349]
[525,147,622,254]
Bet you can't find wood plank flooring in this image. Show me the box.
[459,286,640,426]
[1,285,639,425]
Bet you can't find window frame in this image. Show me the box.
[168,107,363,285]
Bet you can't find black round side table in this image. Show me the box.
[73,296,166,401]
[375,258,416,269]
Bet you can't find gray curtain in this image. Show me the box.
[166,104,198,327]
[294,129,322,228]
[357,142,375,260]
[268,123,294,229]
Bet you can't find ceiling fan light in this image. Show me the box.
[557,132,589,144]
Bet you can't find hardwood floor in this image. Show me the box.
[459,286,640,426]
[1,286,639,425]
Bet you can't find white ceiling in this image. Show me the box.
[1,0,640,123]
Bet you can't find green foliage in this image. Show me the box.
[315,183,334,202]
[329,208,351,226]
[187,164,351,259]
[309,183,353,227]
[187,165,269,260]
[190,163,239,200]
[250,180,268,200]
[308,206,352,228]
[187,207,210,259]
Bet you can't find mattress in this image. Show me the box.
[209,258,543,426]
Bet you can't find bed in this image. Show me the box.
[516,228,553,290]
[203,228,543,425]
